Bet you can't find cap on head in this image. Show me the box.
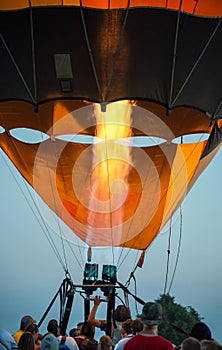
[140,302,162,326]
[20,315,36,329]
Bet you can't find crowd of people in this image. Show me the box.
[0,297,221,350]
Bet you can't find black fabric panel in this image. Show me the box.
[32,7,104,102]
[0,10,35,101]
[172,14,222,116]
[0,6,222,119]
[105,8,177,104]
[201,122,222,158]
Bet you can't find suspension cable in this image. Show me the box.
[163,217,172,297]
[0,149,67,272]
[168,0,182,110]
[0,33,35,103]
[79,0,102,99]
[171,18,222,107]
[168,205,183,294]
[0,133,87,274]
[49,139,69,272]
[41,134,87,273]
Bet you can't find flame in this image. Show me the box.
[87,100,132,243]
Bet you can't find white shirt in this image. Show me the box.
[57,336,79,350]
[114,334,134,350]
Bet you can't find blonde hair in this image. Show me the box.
[97,336,112,350]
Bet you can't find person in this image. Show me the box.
[46,320,60,338]
[69,330,79,338]
[40,334,58,350]
[97,336,112,350]
[24,323,41,350]
[18,332,35,350]
[13,316,36,344]
[112,305,131,345]
[189,322,213,342]
[0,328,18,350]
[175,322,214,350]
[69,323,83,338]
[132,318,143,335]
[58,334,79,350]
[74,321,97,350]
[57,330,79,350]
[46,319,79,350]
[114,319,134,350]
[87,296,131,346]
[201,340,222,350]
[181,337,201,350]
[36,335,43,350]
[76,325,84,337]
[124,301,174,350]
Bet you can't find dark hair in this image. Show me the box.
[18,332,35,350]
[77,323,84,327]
[69,328,79,337]
[114,305,131,322]
[122,319,133,335]
[189,322,212,341]
[25,324,39,334]
[99,323,106,332]
[80,321,95,339]
[132,318,143,335]
[47,319,59,337]
[75,338,97,350]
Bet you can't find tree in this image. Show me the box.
[155,294,203,346]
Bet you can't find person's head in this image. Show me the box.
[132,318,143,335]
[40,334,58,350]
[20,316,36,331]
[76,339,97,350]
[181,337,201,350]
[98,336,112,350]
[69,328,79,338]
[24,324,39,342]
[121,319,133,338]
[189,322,212,341]
[201,340,222,350]
[80,321,95,339]
[114,305,131,322]
[77,323,84,335]
[47,320,60,337]
[140,302,162,327]
[18,332,35,350]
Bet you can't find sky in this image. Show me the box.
[0,143,222,344]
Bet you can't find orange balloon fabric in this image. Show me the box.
[1,0,222,16]
[0,2,222,250]
[0,100,221,249]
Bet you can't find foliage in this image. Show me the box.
[155,294,203,346]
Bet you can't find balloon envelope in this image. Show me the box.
[0,1,222,250]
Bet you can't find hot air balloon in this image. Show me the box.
[0,0,222,335]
